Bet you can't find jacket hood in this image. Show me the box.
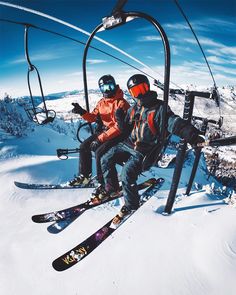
[137,90,158,107]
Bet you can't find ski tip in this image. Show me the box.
[52,260,63,272]
[52,260,68,272]
[31,214,45,223]
[14,181,33,189]
[31,215,38,223]
[14,181,22,188]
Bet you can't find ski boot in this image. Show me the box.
[69,174,91,187]
[90,186,121,205]
[112,205,133,225]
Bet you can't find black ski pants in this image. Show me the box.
[79,134,123,186]
[101,142,144,210]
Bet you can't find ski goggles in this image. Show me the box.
[99,82,116,94]
[128,82,149,98]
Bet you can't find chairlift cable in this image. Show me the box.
[0,1,164,81]
[173,0,223,123]
[0,17,184,92]
[1,1,222,106]
[0,1,185,90]
[173,0,217,89]
[0,18,157,81]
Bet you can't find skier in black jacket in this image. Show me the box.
[97,74,204,223]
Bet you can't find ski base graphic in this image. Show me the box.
[52,178,164,271]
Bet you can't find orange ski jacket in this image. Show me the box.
[82,87,130,143]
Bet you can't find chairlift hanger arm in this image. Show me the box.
[0,18,158,84]
[83,9,170,145]
[112,0,127,15]
[24,25,34,70]
[24,24,56,124]
[103,0,128,30]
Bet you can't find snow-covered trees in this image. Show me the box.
[0,94,32,137]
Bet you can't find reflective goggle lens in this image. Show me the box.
[128,82,149,98]
[100,82,115,93]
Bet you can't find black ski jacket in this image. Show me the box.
[116,91,200,155]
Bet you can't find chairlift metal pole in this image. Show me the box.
[164,87,225,213]
[164,92,195,214]
[185,118,208,195]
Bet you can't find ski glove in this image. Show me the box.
[190,134,205,146]
[178,124,205,146]
[115,108,126,131]
[90,139,101,152]
[95,114,105,133]
[187,128,205,146]
[71,103,87,115]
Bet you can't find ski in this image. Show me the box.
[47,215,79,234]
[52,178,164,271]
[157,153,176,168]
[14,181,95,190]
[32,178,157,224]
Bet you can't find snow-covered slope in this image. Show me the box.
[0,92,236,295]
[0,86,235,294]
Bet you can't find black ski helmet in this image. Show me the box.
[98,74,117,98]
[127,74,150,98]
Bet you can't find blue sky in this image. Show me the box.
[0,0,235,96]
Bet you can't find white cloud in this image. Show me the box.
[206,49,221,56]
[164,23,189,30]
[171,45,179,56]
[192,18,236,32]
[217,46,236,57]
[207,47,236,59]
[207,56,226,64]
[183,37,223,47]
[207,18,235,27]
[10,53,62,65]
[149,60,235,88]
[165,18,235,34]
[10,57,26,64]
[182,36,236,64]
[138,35,162,42]
[87,59,107,64]
[211,64,236,76]
[65,71,82,77]
[169,45,194,56]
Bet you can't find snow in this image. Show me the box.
[0,90,236,295]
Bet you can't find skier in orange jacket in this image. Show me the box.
[70,75,130,187]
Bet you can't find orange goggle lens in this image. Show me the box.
[128,82,149,98]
